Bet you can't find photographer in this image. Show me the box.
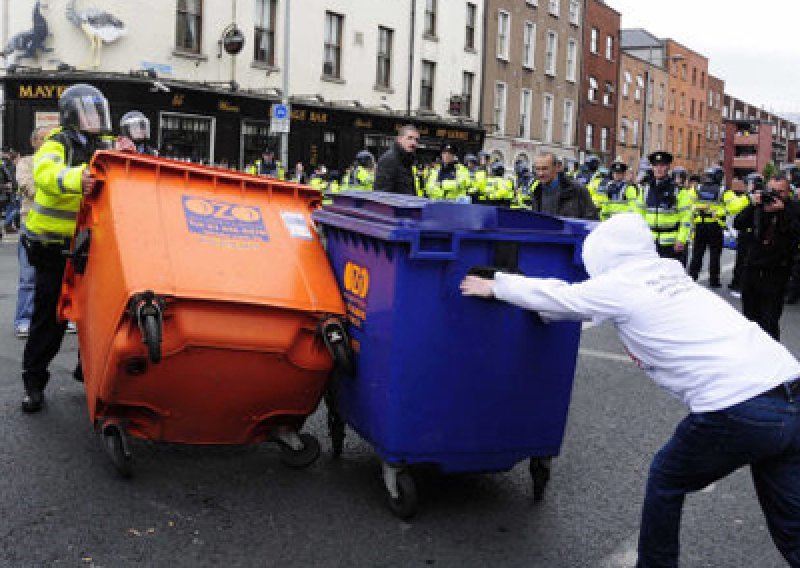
[734,173,800,340]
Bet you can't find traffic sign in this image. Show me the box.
[272,103,289,119]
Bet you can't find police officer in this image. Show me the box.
[477,161,514,207]
[635,151,694,263]
[671,166,689,190]
[425,144,468,200]
[343,150,375,191]
[119,110,157,156]
[511,161,536,209]
[464,153,486,199]
[20,83,111,412]
[595,160,638,221]
[688,166,749,287]
[249,148,284,179]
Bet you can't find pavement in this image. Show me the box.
[0,240,795,568]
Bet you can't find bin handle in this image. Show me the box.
[409,232,461,260]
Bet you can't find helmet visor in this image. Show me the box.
[72,94,112,133]
[121,116,150,141]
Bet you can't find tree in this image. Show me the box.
[762,161,778,180]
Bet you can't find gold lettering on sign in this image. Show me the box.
[291,109,306,120]
[354,119,372,129]
[309,112,328,123]
[172,94,185,107]
[218,100,240,112]
[18,84,68,99]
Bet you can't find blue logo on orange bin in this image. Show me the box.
[182,196,269,242]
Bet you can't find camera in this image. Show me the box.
[756,188,781,205]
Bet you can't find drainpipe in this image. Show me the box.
[406,0,415,116]
[280,0,290,169]
[477,0,487,130]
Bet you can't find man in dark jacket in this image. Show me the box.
[529,152,598,220]
[374,125,419,195]
[734,173,800,341]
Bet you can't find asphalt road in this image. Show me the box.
[0,238,795,568]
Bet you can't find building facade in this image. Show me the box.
[705,74,725,170]
[615,51,667,171]
[578,0,620,165]
[481,0,582,170]
[0,0,484,170]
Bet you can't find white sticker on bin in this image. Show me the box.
[280,211,313,240]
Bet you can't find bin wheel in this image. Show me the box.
[530,457,551,502]
[327,406,346,458]
[331,341,354,376]
[103,425,132,478]
[142,313,161,363]
[279,433,321,469]
[386,471,417,520]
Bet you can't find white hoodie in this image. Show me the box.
[492,213,800,413]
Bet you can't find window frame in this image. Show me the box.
[253,0,277,65]
[176,0,203,54]
[322,11,344,79]
[563,99,574,146]
[465,2,476,50]
[545,30,558,76]
[542,92,554,143]
[376,26,393,89]
[420,59,436,110]
[497,10,511,61]
[523,21,536,69]
[519,88,532,139]
[493,81,507,135]
[566,38,577,82]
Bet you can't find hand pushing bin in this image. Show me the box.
[313,191,590,518]
[59,151,347,476]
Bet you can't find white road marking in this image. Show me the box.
[578,348,631,364]
[600,531,639,568]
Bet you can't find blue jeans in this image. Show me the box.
[637,387,800,567]
[14,239,35,330]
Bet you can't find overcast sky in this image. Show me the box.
[606,0,800,120]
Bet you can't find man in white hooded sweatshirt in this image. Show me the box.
[461,213,800,567]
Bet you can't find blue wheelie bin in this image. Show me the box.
[313,192,590,518]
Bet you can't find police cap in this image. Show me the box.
[648,151,673,165]
[610,161,627,173]
[441,143,456,155]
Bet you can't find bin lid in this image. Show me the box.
[315,191,582,236]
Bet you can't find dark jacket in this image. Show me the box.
[374,142,416,195]
[531,173,599,220]
[734,201,800,269]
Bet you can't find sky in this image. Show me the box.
[606,0,800,121]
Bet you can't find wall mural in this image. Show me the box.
[66,0,127,69]
[0,1,53,67]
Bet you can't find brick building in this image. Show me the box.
[578,0,620,165]
[481,0,583,169]
[704,74,725,170]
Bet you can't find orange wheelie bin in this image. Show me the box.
[58,151,349,476]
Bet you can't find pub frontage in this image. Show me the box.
[0,70,484,173]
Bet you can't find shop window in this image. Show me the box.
[240,119,276,170]
[176,0,203,54]
[160,112,214,164]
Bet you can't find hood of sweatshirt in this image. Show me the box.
[581,213,658,277]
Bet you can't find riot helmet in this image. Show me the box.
[584,154,600,172]
[703,166,724,185]
[671,166,688,185]
[59,83,111,134]
[490,161,505,177]
[120,110,151,142]
[355,150,374,167]
[780,164,800,187]
[464,153,478,166]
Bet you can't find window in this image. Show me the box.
[647,78,654,106]
[493,82,507,135]
[658,83,665,110]
[698,103,703,122]
[690,99,695,120]
[542,93,554,142]
[681,63,687,80]
[548,0,560,17]
[176,0,203,53]
[601,127,609,152]
[519,89,532,139]
[587,76,598,102]
[545,31,557,76]
[161,111,214,164]
[668,126,674,152]
[569,0,580,25]
[462,71,474,118]
[424,0,436,36]
[632,119,640,147]
[323,11,343,78]
[566,39,577,82]
[563,99,574,146]
[622,71,631,98]
[677,129,683,156]
[680,92,686,114]
[634,75,644,102]
[691,67,697,86]
[708,89,713,108]
[376,27,393,89]
[619,120,627,145]
[657,124,664,150]
[603,82,613,106]
[465,3,476,49]
[523,21,536,68]
[590,28,598,54]
[420,60,435,110]
[722,106,729,119]
[686,132,692,159]
[585,123,594,150]
[497,11,510,60]
[605,35,613,60]
[669,89,676,112]
[254,0,276,65]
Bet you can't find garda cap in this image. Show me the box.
[610,160,627,173]
[648,151,673,165]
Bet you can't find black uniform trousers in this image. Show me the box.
[741,265,791,341]
[656,244,687,266]
[688,222,723,283]
[22,238,69,395]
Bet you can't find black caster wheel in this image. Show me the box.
[279,433,321,469]
[386,471,417,520]
[327,410,345,458]
[530,457,551,502]
[103,425,133,478]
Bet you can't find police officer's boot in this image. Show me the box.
[21,390,44,413]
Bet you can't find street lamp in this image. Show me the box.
[641,53,684,159]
